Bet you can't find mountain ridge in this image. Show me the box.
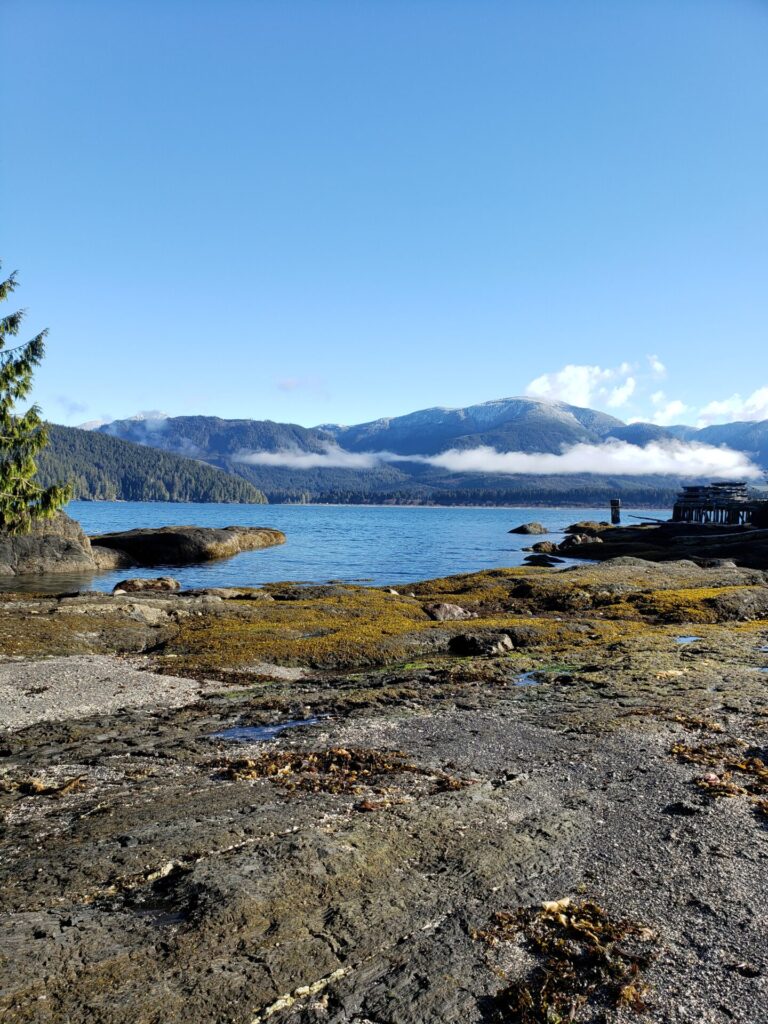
[93,395,768,462]
[38,425,268,504]
[74,396,768,505]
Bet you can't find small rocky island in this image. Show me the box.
[0,512,285,576]
[521,518,768,570]
[1,551,767,1022]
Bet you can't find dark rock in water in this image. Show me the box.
[559,522,768,571]
[91,525,286,567]
[0,513,96,576]
[531,541,559,554]
[564,520,613,536]
[524,554,563,567]
[92,545,137,571]
[559,533,604,551]
[449,631,514,656]
[113,577,181,594]
[509,522,548,535]
[423,602,477,622]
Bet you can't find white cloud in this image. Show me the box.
[233,444,381,470]
[526,364,617,407]
[650,396,688,426]
[525,360,645,411]
[419,441,760,478]
[607,377,636,408]
[697,386,768,427]
[234,440,761,479]
[525,355,680,417]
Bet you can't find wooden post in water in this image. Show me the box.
[610,498,621,525]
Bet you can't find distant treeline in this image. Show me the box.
[252,483,680,507]
[37,424,682,508]
[38,425,267,503]
[228,461,679,507]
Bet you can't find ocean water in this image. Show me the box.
[7,501,669,593]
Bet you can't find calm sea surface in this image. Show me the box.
[8,501,669,593]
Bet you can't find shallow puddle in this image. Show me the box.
[675,636,702,645]
[514,672,540,687]
[209,717,320,743]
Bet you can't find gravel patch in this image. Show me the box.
[0,655,201,732]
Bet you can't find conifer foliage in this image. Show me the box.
[0,266,70,533]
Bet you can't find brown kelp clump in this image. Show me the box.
[0,774,85,798]
[672,740,768,817]
[475,897,658,1023]
[215,745,455,796]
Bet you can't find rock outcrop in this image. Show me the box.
[508,522,548,535]
[423,602,478,622]
[555,521,768,570]
[524,553,564,566]
[112,577,181,594]
[0,513,96,576]
[0,518,287,577]
[3,558,768,1024]
[90,525,286,567]
[563,520,613,536]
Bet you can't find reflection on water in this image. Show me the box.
[0,572,99,596]
[0,500,670,594]
[209,717,320,743]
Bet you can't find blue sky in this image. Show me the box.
[3,0,767,429]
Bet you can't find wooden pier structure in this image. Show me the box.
[672,481,766,526]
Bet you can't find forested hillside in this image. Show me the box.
[37,425,267,503]
[88,398,768,506]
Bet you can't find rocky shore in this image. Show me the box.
[0,514,286,576]
[1,558,767,1022]
[530,520,768,570]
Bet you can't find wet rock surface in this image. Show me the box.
[113,576,181,593]
[509,522,548,535]
[91,524,286,567]
[0,513,96,576]
[557,521,768,569]
[1,560,767,1022]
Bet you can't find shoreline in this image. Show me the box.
[2,559,767,1022]
[71,497,674,510]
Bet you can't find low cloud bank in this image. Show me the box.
[234,444,381,470]
[234,439,761,479]
[421,441,761,478]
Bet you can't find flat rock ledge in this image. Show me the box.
[2,558,768,1023]
[0,516,286,576]
[91,525,285,567]
[555,521,768,570]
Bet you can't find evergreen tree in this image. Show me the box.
[0,266,71,533]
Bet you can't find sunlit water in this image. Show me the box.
[4,500,669,593]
